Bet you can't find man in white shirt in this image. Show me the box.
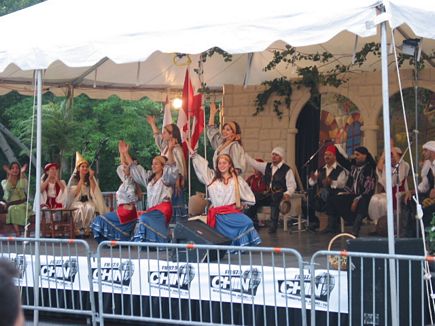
[403,141,435,234]
[245,147,297,234]
[308,145,348,230]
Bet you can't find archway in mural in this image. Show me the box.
[296,98,320,187]
[377,87,435,162]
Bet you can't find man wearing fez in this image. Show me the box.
[322,146,376,236]
[308,145,348,231]
[245,147,297,234]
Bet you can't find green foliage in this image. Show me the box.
[0,0,44,16]
[254,78,292,120]
[0,92,164,192]
[193,47,232,95]
[255,43,384,119]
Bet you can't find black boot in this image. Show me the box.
[321,215,339,234]
[352,215,364,237]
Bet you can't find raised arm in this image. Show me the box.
[245,153,267,175]
[119,140,133,165]
[146,115,164,150]
[186,139,215,185]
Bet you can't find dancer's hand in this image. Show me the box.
[146,115,156,127]
[404,190,413,203]
[185,138,195,155]
[350,199,359,213]
[118,140,129,155]
[3,164,10,175]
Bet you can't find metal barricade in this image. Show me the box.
[0,237,97,325]
[310,249,435,326]
[95,241,307,326]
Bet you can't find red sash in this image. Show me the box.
[137,201,172,224]
[117,203,138,224]
[207,204,241,228]
[46,197,63,209]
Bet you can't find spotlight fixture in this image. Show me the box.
[401,38,421,60]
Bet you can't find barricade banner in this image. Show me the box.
[2,254,347,313]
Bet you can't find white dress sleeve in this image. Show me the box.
[229,142,246,174]
[129,163,152,188]
[207,125,224,150]
[90,177,108,214]
[191,153,215,185]
[154,133,165,152]
[238,176,255,206]
[284,168,297,197]
[162,163,179,186]
[173,145,187,178]
[116,165,125,180]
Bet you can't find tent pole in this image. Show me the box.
[33,69,43,325]
[380,18,399,326]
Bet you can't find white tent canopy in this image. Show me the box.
[0,0,433,100]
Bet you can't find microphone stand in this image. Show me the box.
[303,142,327,230]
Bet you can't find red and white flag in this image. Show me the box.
[162,95,172,132]
[190,95,204,149]
[177,69,204,156]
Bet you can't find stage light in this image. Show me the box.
[401,39,420,59]
[172,98,182,109]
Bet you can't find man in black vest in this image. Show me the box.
[245,147,297,233]
[322,146,376,236]
[307,145,348,231]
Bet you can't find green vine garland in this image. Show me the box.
[255,43,385,119]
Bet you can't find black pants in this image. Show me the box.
[327,193,370,234]
[305,188,331,227]
[401,193,433,237]
[246,191,283,230]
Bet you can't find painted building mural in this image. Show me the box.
[320,93,363,157]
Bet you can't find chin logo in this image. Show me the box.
[148,264,196,291]
[278,272,335,302]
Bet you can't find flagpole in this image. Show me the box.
[220,86,225,132]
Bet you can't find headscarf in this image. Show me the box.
[216,121,242,154]
[271,146,285,159]
[354,146,376,168]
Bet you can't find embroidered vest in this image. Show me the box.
[263,163,290,192]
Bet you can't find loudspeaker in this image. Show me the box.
[347,238,424,325]
[172,220,232,262]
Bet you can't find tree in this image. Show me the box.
[0,0,44,16]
